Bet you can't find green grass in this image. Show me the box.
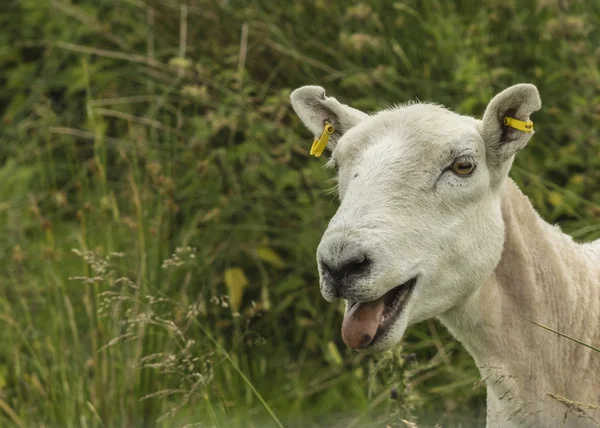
[0,0,599,426]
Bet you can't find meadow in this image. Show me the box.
[1,0,599,426]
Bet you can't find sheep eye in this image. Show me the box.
[451,159,475,176]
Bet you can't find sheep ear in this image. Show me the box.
[480,84,541,167]
[291,86,368,154]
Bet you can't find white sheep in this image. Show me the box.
[291,84,600,427]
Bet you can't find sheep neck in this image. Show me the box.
[438,178,600,427]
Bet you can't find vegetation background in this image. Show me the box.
[1,0,599,426]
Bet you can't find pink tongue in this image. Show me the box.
[341,297,385,349]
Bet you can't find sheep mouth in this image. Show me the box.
[342,277,417,350]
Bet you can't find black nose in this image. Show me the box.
[320,255,371,291]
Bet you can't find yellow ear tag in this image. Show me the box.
[503,117,534,133]
[310,122,335,158]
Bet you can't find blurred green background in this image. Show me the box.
[1,0,599,426]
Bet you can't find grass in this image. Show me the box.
[0,0,599,426]
[525,318,600,354]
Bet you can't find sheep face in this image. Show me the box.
[291,84,540,351]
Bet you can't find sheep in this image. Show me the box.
[291,84,600,427]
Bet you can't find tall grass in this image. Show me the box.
[0,0,599,426]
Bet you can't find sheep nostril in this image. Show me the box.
[321,256,371,283]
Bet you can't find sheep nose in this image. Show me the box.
[321,256,371,282]
[320,255,372,296]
